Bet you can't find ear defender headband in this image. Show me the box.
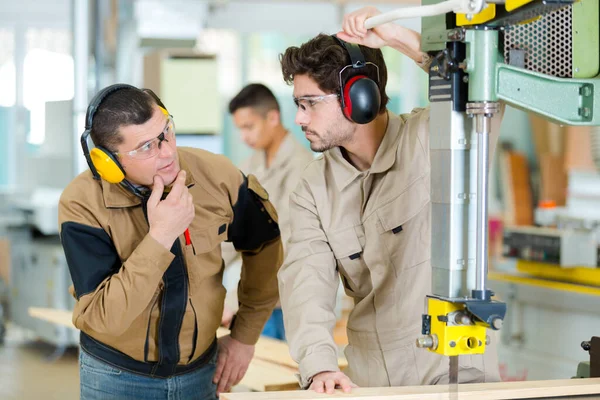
[80,84,170,184]
[332,35,381,125]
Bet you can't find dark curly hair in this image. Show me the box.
[280,34,388,114]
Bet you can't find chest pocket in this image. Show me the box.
[183,218,229,295]
[376,177,431,275]
[327,226,371,298]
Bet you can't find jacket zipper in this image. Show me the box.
[188,299,198,363]
[144,293,160,362]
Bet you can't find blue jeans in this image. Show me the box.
[261,308,285,341]
[79,350,218,400]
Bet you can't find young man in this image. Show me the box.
[59,84,282,399]
[221,83,314,340]
[277,7,503,394]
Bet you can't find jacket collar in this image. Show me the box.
[327,111,401,191]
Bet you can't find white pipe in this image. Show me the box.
[365,0,463,29]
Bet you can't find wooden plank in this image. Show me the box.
[529,114,565,157]
[0,238,10,284]
[238,359,299,392]
[28,307,75,329]
[539,154,567,206]
[220,378,600,400]
[564,125,597,172]
[218,328,348,370]
[500,150,533,226]
[255,336,348,371]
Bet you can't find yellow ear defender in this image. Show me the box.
[80,84,169,184]
[88,147,126,184]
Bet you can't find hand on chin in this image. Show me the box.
[145,161,179,189]
[158,167,180,187]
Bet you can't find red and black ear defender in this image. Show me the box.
[80,83,136,184]
[332,35,381,125]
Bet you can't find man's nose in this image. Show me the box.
[158,138,174,158]
[295,108,310,126]
[240,130,250,143]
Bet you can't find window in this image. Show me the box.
[246,33,311,94]
[196,29,240,98]
[0,29,15,107]
[23,28,73,144]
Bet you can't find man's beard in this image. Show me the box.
[303,126,329,152]
[302,125,353,153]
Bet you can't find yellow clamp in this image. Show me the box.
[423,297,488,356]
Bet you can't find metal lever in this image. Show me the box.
[433,48,460,80]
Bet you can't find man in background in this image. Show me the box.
[221,83,314,340]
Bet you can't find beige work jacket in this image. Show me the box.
[279,109,501,388]
[59,148,282,367]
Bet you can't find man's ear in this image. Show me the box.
[266,109,280,127]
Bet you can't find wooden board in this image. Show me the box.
[218,328,348,370]
[564,125,597,172]
[220,378,600,400]
[240,359,299,392]
[28,307,75,329]
[500,150,533,226]
[539,154,567,206]
[529,114,565,157]
[0,238,10,284]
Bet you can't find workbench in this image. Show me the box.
[28,307,600,399]
[220,378,600,399]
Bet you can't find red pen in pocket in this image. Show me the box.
[184,228,196,255]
